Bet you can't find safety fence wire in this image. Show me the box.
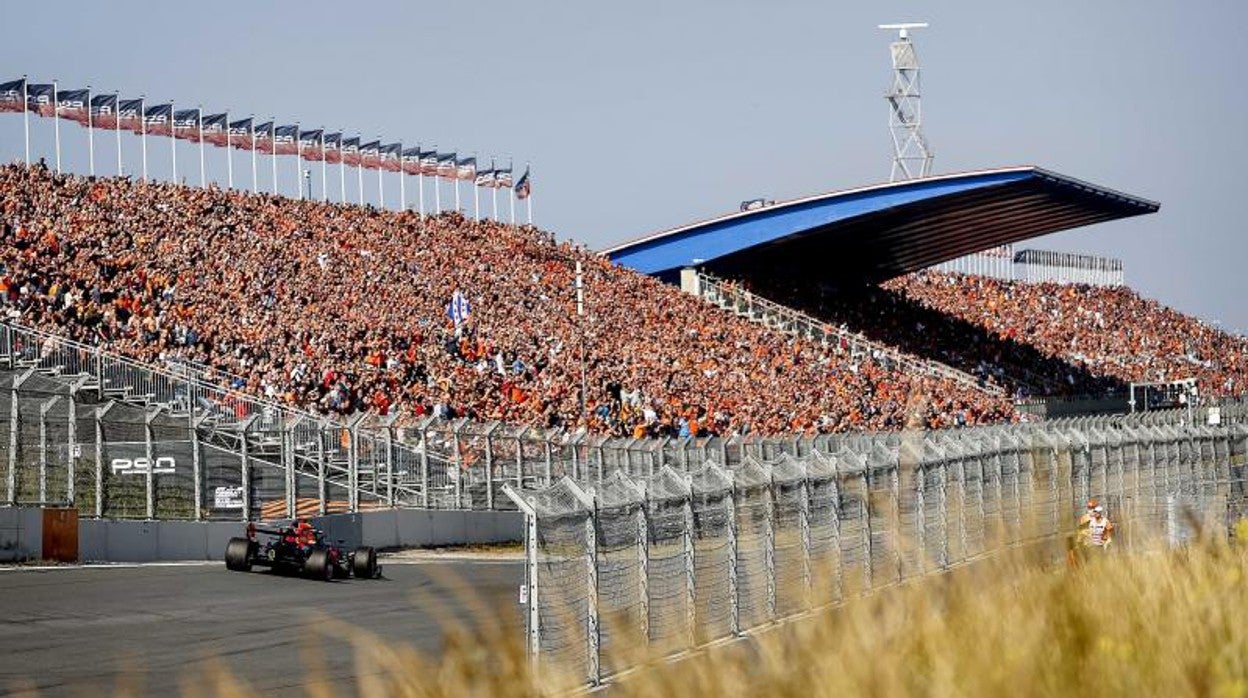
[528,478,593,687]
[866,444,901,586]
[733,457,774,629]
[804,450,842,602]
[920,440,948,570]
[689,462,734,643]
[897,439,925,579]
[833,450,870,595]
[770,453,810,617]
[591,470,647,676]
[640,466,694,654]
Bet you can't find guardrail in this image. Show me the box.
[694,271,1006,397]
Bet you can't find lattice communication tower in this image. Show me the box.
[880,23,934,181]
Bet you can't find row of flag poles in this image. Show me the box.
[0,77,533,224]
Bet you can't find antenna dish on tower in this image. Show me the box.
[879,22,933,181]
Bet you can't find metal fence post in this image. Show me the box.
[637,499,650,646]
[283,419,296,519]
[452,419,464,510]
[562,479,599,686]
[682,480,697,649]
[862,469,873,590]
[66,386,77,507]
[515,428,525,490]
[764,476,776,621]
[317,421,328,516]
[727,472,740,636]
[419,420,431,508]
[191,411,204,521]
[239,415,256,522]
[543,431,554,486]
[799,473,812,609]
[914,464,926,577]
[939,458,950,569]
[502,484,540,665]
[347,422,360,513]
[484,423,497,510]
[6,371,23,505]
[94,403,109,518]
[38,396,59,504]
[144,407,158,519]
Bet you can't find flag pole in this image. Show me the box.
[473,152,480,221]
[198,106,205,187]
[339,130,346,203]
[417,144,424,217]
[21,75,29,165]
[172,102,179,185]
[356,135,363,204]
[320,129,327,202]
[269,117,277,195]
[250,116,257,194]
[377,136,384,209]
[509,158,516,225]
[454,158,461,213]
[295,124,303,200]
[526,163,533,225]
[140,95,148,182]
[53,79,61,174]
[87,85,95,177]
[399,141,406,211]
[225,110,233,189]
[115,95,122,176]
[491,158,498,222]
[433,147,441,214]
[171,102,179,185]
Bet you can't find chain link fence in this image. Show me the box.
[506,419,1248,688]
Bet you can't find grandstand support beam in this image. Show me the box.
[879,23,933,181]
[501,483,540,665]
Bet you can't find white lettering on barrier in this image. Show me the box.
[110,457,177,475]
[214,487,245,509]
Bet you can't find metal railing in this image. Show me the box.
[694,271,1005,396]
[507,415,1248,688]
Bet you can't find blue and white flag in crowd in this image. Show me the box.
[446,290,472,328]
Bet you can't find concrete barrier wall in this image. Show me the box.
[0,507,43,562]
[73,509,523,562]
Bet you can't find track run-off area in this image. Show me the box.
[0,556,524,695]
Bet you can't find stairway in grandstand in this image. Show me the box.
[0,322,453,519]
[691,271,1005,397]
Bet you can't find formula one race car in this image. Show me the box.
[224,521,380,581]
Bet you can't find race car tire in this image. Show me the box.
[305,549,334,582]
[224,537,253,572]
[352,546,377,579]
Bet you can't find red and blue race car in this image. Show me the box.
[224,521,380,582]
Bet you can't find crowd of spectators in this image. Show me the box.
[883,271,1248,400]
[740,270,1248,402]
[0,163,1016,436]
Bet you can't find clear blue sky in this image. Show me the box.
[2,1,1244,331]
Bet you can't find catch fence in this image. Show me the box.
[506,419,1248,688]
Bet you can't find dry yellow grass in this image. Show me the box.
[72,528,1248,697]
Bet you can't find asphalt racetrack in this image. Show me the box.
[0,558,524,695]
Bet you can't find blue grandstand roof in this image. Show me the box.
[603,167,1160,284]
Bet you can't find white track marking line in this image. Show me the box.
[0,561,219,572]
